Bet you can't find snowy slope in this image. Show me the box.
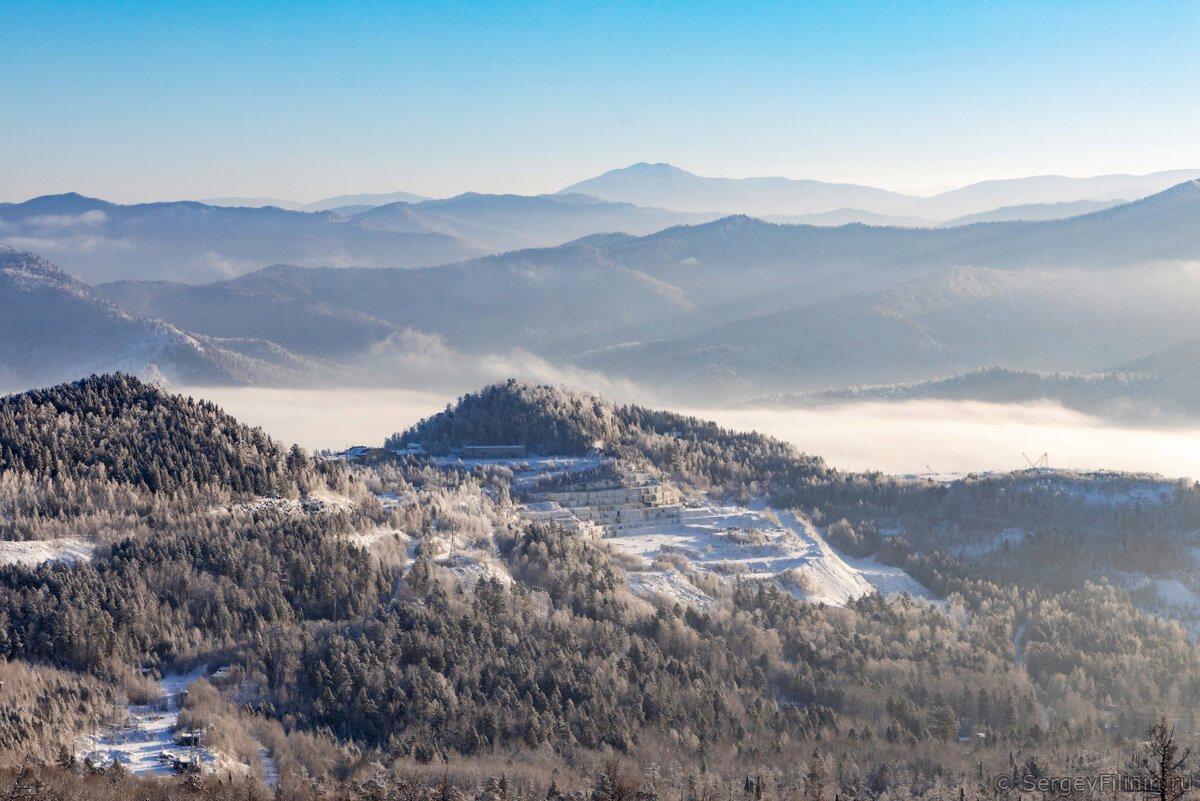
[374,455,934,609]
[78,669,214,777]
[601,498,933,607]
[487,457,935,608]
[0,538,94,567]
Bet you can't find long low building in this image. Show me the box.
[463,444,527,459]
[523,501,604,538]
[521,469,682,538]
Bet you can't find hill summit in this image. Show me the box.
[0,373,293,494]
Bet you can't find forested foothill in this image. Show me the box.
[2,375,1200,800]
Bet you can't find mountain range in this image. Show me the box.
[561,162,919,217]
[562,162,1200,219]
[0,193,486,284]
[346,192,718,253]
[8,164,1199,286]
[5,176,1200,415]
[202,189,430,211]
[0,191,717,284]
[0,245,337,393]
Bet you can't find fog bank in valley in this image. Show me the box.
[693,400,1200,479]
[187,388,1200,481]
[187,387,453,453]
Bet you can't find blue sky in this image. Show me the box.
[2,0,1198,202]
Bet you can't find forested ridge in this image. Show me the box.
[391,379,827,495]
[0,373,295,493]
[3,377,1200,801]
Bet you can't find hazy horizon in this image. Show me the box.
[7,162,1200,208]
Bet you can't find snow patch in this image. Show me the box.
[376,491,403,509]
[304,489,355,511]
[344,527,406,552]
[626,571,717,609]
[445,553,514,588]
[216,490,356,518]
[0,538,94,567]
[593,494,934,608]
[255,739,279,787]
[838,550,937,601]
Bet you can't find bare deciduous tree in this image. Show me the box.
[1140,717,1191,801]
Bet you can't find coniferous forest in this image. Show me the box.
[3,375,1200,800]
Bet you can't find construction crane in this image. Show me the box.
[1023,452,1049,470]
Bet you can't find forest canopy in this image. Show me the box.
[1,376,1198,801]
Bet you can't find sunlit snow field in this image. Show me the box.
[189,388,1200,481]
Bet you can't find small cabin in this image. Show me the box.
[177,730,203,747]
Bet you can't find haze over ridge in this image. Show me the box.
[4,179,1200,424]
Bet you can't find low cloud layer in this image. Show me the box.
[357,329,652,403]
[690,400,1200,479]
[183,386,454,452]
[180,389,1200,481]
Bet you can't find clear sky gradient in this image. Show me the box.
[2,0,1198,203]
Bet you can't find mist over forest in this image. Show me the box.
[189,387,1200,480]
[5,171,1200,429]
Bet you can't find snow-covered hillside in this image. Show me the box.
[603,498,933,607]
[373,456,934,609]
[506,457,933,608]
[78,670,220,777]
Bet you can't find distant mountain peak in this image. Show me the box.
[1095,178,1200,217]
[574,162,695,180]
[4,192,115,214]
[627,161,687,173]
[1159,178,1200,195]
[559,164,916,216]
[711,214,769,229]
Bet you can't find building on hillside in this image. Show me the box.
[463,444,526,459]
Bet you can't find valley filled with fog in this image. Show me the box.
[7,170,1200,427]
[698,399,1200,478]
[191,386,1200,480]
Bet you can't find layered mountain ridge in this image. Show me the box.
[0,245,336,393]
[5,179,1200,415]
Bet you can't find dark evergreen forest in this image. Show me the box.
[2,375,1199,801]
